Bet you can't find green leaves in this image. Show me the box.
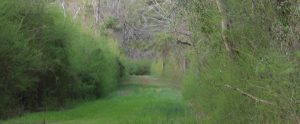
[183,0,300,123]
[0,0,125,118]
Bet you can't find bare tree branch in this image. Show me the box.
[225,84,275,105]
[172,30,192,36]
[176,40,193,46]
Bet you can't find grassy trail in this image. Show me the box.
[2,76,192,124]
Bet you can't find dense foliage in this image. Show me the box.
[182,0,300,123]
[125,59,151,75]
[0,0,124,119]
[1,0,299,123]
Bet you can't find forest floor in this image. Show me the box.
[2,76,194,124]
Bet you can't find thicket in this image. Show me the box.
[150,32,188,82]
[0,0,124,119]
[182,0,300,123]
[125,59,151,75]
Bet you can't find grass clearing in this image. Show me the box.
[1,76,193,124]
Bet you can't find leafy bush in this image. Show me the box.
[151,55,185,83]
[150,59,164,76]
[182,0,300,123]
[126,59,151,75]
[68,30,124,97]
[0,0,125,119]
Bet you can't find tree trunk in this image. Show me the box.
[276,0,293,52]
[92,0,101,24]
[60,0,66,18]
[215,0,236,55]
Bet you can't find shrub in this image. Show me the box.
[125,59,151,75]
[0,0,125,118]
[182,0,300,123]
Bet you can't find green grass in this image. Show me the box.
[1,76,194,124]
